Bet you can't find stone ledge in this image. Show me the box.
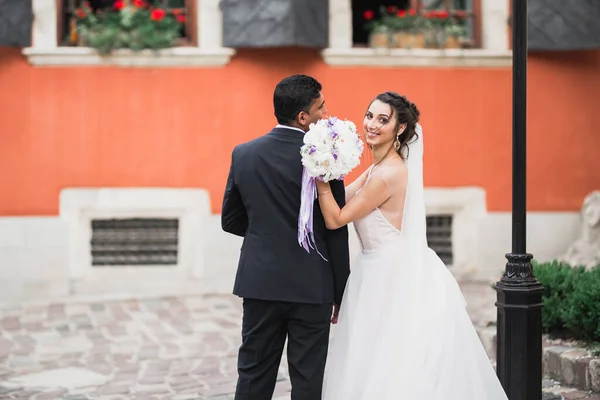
[476,325,600,393]
[322,47,512,67]
[22,47,235,68]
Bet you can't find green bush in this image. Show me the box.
[533,260,600,342]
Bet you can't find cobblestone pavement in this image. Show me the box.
[0,294,289,399]
[459,279,497,327]
[0,280,590,400]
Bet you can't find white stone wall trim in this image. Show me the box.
[22,47,235,67]
[424,187,487,274]
[59,188,211,284]
[25,0,235,67]
[322,48,512,68]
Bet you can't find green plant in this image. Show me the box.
[532,260,600,342]
[562,266,600,341]
[362,8,388,34]
[363,6,423,34]
[386,7,420,32]
[74,1,184,54]
[410,14,430,33]
[423,9,452,29]
[533,260,584,335]
[445,22,468,39]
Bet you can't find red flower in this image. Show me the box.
[176,14,185,24]
[132,0,144,7]
[387,6,395,13]
[397,10,406,17]
[113,0,124,10]
[363,10,374,20]
[172,8,183,15]
[424,10,449,18]
[150,8,165,21]
[408,9,417,16]
[75,8,86,18]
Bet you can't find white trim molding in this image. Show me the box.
[59,188,211,294]
[424,187,487,275]
[322,48,512,68]
[325,0,511,67]
[23,47,235,67]
[24,0,235,67]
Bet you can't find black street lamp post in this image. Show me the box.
[495,1,545,400]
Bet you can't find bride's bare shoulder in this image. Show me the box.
[376,157,408,181]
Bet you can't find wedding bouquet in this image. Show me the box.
[298,116,364,257]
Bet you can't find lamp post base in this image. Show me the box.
[495,253,545,400]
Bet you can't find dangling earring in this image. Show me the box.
[394,129,404,151]
[394,135,401,151]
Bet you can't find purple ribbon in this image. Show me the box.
[298,167,328,261]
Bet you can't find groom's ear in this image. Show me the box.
[297,111,308,126]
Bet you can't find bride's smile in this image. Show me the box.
[363,99,403,150]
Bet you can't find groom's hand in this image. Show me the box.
[331,304,340,324]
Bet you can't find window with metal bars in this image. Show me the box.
[58,0,197,47]
[90,218,179,266]
[426,215,453,266]
[352,0,480,48]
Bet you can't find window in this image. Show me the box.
[24,0,233,67]
[57,0,198,48]
[326,0,509,67]
[351,0,481,49]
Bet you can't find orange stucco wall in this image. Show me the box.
[0,47,598,215]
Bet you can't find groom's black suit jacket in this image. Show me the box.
[222,126,350,305]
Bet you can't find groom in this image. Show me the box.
[221,74,350,400]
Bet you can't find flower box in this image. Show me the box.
[73,0,185,54]
[363,6,470,50]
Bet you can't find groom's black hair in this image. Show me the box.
[273,74,322,125]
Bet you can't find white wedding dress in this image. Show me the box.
[322,125,508,400]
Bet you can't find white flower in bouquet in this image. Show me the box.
[298,116,364,258]
[300,117,364,182]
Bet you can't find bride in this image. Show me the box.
[315,92,508,399]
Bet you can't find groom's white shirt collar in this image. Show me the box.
[276,124,305,134]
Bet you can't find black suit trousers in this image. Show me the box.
[235,299,333,400]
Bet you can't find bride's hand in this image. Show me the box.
[331,304,340,324]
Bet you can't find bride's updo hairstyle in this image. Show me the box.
[373,92,420,160]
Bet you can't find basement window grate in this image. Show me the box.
[90,218,179,266]
[426,215,453,266]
